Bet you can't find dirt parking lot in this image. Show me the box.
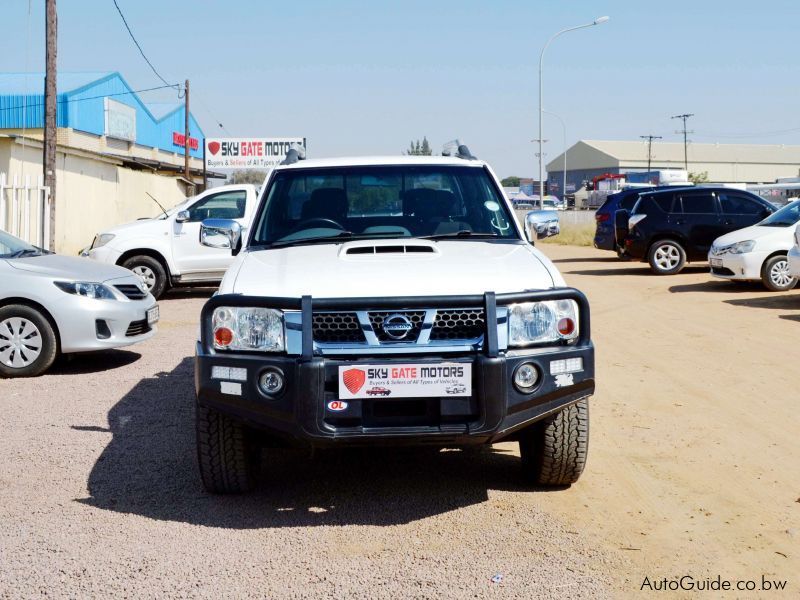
[1,245,798,597]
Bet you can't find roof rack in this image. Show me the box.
[280,143,307,166]
[442,139,477,160]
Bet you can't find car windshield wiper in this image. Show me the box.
[421,230,500,240]
[266,230,411,249]
[6,248,42,258]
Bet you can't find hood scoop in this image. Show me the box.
[342,241,439,257]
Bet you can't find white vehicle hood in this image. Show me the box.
[714,224,795,249]
[225,239,560,298]
[8,254,136,282]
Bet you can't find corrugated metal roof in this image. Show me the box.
[0,72,113,95]
[144,102,182,120]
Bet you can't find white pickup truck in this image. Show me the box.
[193,150,595,494]
[83,184,259,298]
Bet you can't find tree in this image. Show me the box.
[229,169,268,185]
[501,176,521,187]
[688,171,709,184]
[406,137,432,156]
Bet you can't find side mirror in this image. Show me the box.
[200,219,243,255]
[524,212,537,244]
[176,210,190,223]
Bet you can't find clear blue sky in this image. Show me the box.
[1,0,798,178]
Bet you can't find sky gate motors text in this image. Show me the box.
[367,366,466,379]
[218,140,298,157]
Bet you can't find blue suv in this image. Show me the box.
[594,188,656,253]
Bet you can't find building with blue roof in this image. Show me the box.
[0,72,222,253]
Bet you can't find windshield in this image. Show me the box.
[0,230,41,258]
[250,165,518,246]
[760,200,800,227]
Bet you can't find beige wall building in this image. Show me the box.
[545,140,800,197]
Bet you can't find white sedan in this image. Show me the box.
[0,230,158,377]
[709,200,800,291]
[788,223,800,279]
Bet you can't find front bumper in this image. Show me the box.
[708,250,767,281]
[52,278,158,353]
[195,289,595,447]
[82,244,122,265]
[788,246,800,278]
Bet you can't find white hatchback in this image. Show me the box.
[709,200,800,291]
[1,230,158,377]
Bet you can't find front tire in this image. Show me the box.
[122,255,168,299]
[761,255,797,292]
[648,240,686,275]
[519,399,589,486]
[196,404,260,494]
[0,305,58,378]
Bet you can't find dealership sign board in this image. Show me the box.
[205,138,306,169]
[104,98,136,142]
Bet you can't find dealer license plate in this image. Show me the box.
[146,305,160,325]
[338,363,472,399]
[710,258,723,268]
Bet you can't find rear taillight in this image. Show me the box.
[595,213,610,222]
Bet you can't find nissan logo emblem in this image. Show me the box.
[382,314,414,339]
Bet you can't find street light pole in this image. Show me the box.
[538,16,609,201]
[544,110,566,202]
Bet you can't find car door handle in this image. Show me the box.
[675,219,685,225]
[723,219,734,225]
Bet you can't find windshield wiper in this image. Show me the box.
[7,248,42,258]
[421,230,500,240]
[266,231,414,249]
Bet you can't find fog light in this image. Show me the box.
[513,362,539,393]
[550,357,584,375]
[258,369,284,395]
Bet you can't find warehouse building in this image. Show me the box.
[546,140,800,199]
[0,72,217,254]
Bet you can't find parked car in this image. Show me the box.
[83,184,259,299]
[193,152,594,493]
[616,187,775,274]
[594,188,654,253]
[788,221,800,277]
[0,229,158,377]
[709,200,800,291]
[524,210,560,239]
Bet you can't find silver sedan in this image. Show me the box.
[0,230,158,377]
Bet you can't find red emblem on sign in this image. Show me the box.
[342,369,366,394]
[208,141,221,156]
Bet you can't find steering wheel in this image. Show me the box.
[292,217,345,232]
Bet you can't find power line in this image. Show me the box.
[639,135,662,172]
[112,0,177,90]
[671,113,694,170]
[193,91,231,136]
[0,84,179,113]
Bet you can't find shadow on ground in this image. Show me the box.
[161,287,216,300]
[669,280,763,294]
[567,265,708,277]
[550,257,621,264]
[779,314,800,322]
[724,295,800,311]
[77,358,542,529]
[51,349,142,375]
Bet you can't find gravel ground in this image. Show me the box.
[0,290,617,598]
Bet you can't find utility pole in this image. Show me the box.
[639,135,662,172]
[44,0,57,250]
[184,79,190,184]
[671,113,694,171]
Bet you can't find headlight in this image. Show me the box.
[508,300,578,346]
[91,234,115,249]
[212,307,284,352]
[730,240,755,254]
[53,281,116,300]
